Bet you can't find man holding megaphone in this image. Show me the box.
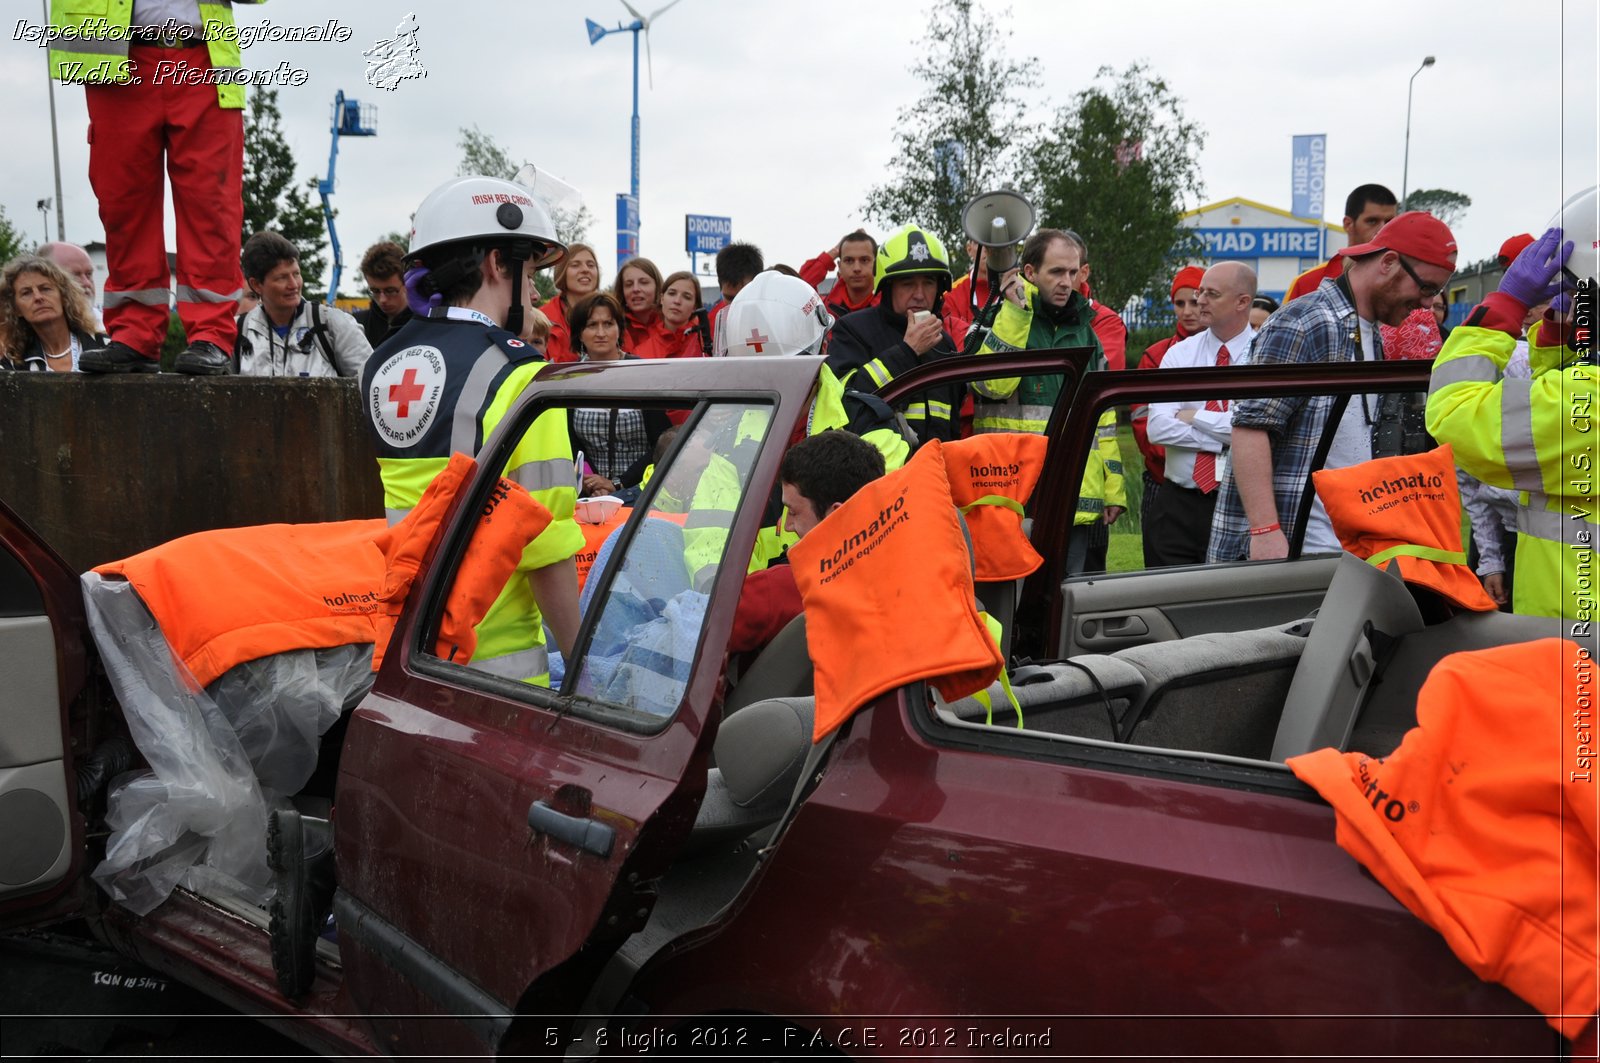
[824,224,966,447]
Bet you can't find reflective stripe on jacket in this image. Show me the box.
[974,281,1123,524]
[48,0,256,108]
[1426,318,1598,619]
[362,315,582,685]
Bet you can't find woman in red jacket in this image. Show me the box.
[659,270,711,359]
[613,257,672,359]
[539,242,601,363]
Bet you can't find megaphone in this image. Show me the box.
[962,188,1035,274]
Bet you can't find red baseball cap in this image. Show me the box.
[1170,266,1205,301]
[1342,211,1459,272]
[1497,233,1535,267]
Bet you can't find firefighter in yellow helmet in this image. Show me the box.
[1427,187,1597,620]
[823,224,967,447]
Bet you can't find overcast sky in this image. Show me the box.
[3,0,1596,294]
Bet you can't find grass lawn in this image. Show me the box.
[1107,424,1144,572]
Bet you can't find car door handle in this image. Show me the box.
[528,801,615,858]
[1080,614,1151,643]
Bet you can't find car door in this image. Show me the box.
[332,355,820,1056]
[873,346,1091,660]
[1035,357,1438,658]
[0,499,89,930]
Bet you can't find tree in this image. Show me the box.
[1023,63,1206,315]
[1403,188,1471,229]
[457,125,593,300]
[0,205,25,263]
[862,0,1038,273]
[242,88,330,291]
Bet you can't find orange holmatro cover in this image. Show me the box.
[97,454,550,687]
[1289,639,1597,1039]
[790,440,1003,741]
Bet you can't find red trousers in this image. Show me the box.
[86,46,244,359]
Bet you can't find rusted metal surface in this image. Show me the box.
[2,374,382,574]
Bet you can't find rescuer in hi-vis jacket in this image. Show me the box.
[1427,188,1599,621]
[973,228,1125,576]
[360,175,584,686]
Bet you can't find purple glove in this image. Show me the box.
[1498,226,1573,307]
[403,265,442,316]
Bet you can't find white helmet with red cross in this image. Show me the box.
[718,270,834,357]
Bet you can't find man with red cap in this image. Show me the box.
[1132,265,1205,562]
[1207,211,1458,563]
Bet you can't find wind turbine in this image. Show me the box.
[585,0,684,268]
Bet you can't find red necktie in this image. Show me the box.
[1192,343,1230,493]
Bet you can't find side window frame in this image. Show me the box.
[404,388,787,732]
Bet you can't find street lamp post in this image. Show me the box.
[1401,55,1436,210]
[584,1,684,271]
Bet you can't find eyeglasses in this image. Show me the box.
[367,286,404,299]
[1395,255,1448,298]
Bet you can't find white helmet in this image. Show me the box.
[408,175,566,270]
[719,271,833,357]
[1546,184,1598,285]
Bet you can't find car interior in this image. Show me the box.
[0,532,76,905]
[693,374,1573,855]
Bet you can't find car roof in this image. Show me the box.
[531,353,825,397]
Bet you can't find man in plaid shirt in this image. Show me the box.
[1207,213,1457,562]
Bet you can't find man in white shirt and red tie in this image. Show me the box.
[1143,261,1257,567]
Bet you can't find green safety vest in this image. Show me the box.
[48,0,254,108]
[974,282,1124,523]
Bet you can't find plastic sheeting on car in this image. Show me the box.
[568,515,705,717]
[82,572,373,915]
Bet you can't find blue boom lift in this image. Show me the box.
[318,91,377,304]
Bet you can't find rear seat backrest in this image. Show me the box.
[942,655,1146,739]
[1269,554,1424,762]
[1349,609,1568,756]
[1111,623,1311,758]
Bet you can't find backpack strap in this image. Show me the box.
[307,299,338,371]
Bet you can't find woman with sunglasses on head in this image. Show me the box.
[0,254,104,372]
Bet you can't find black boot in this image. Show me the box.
[267,808,336,998]
[80,340,159,374]
[173,340,233,375]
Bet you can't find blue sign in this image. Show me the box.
[1291,134,1326,220]
[1193,227,1324,258]
[685,214,732,255]
[615,193,639,270]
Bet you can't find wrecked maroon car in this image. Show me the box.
[1,352,1577,1058]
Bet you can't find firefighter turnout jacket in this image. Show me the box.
[825,300,965,447]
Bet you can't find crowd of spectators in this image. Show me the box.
[3,173,1573,619]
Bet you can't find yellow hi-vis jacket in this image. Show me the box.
[1426,319,1598,620]
[364,318,582,687]
[48,0,260,108]
[974,280,1124,525]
